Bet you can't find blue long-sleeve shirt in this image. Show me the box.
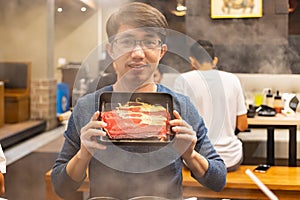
[51,84,226,199]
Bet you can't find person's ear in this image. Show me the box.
[189,56,198,70]
[159,44,168,59]
[213,56,218,67]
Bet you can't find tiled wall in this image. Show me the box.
[31,79,57,130]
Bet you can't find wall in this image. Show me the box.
[0,0,129,129]
[0,0,298,78]
[54,12,98,81]
[0,0,108,81]
[0,0,57,129]
[185,0,293,74]
[54,2,124,81]
[0,0,48,79]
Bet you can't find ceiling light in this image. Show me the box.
[172,0,187,16]
[57,7,63,13]
[176,3,187,12]
[81,7,87,12]
[80,0,96,9]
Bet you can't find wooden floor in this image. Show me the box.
[0,120,46,149]
[1,125,64,200]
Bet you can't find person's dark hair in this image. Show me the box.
[190,40,215,64]
[106,2,168,42]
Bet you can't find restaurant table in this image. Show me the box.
[247,113,300,166]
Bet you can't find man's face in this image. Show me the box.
[107,25,167,87]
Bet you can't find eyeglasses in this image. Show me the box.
[113,38,162,51]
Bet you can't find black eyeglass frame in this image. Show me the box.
[112,38,163,51]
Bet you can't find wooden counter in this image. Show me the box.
[182,165,300,199]
[45,165,300,200]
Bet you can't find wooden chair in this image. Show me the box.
[0,62,31,123]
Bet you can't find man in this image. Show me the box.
[175,40,248,172]
[51,3,226,199]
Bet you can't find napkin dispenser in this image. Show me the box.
[282,93,299,116]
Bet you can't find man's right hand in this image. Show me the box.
[80,111,108,158]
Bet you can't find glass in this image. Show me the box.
[254,93,264,107]
[113,38,162,51]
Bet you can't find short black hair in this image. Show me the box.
[190,40,215,64]
[106,2,168,43]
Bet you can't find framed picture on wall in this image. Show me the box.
[211,0,263,19]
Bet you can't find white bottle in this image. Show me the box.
[266,89,273,108]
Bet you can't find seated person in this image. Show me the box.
[175,40,248,171]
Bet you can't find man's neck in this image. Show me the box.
[194,62,214,71]
[113,81,157,92]
[198,65,214,71]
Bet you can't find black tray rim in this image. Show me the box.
[98,92,175,145]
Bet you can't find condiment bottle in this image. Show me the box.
[266,89,273,107]
[273,90,283,113]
